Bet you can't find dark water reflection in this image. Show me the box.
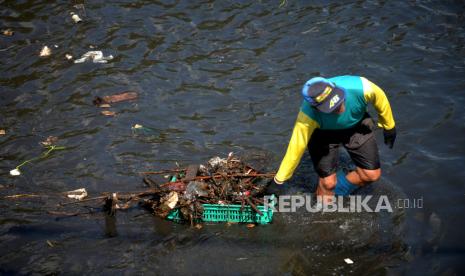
[1,0,465,274]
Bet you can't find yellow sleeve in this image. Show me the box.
[275,111,319,182]
[361,77,396,130]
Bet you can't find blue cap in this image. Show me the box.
[301,77,345,113]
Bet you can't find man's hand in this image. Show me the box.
[383,127,397,149]
[266,177,286,196]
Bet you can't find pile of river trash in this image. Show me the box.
[139,153,272,224]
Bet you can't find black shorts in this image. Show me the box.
[308,115,380,177]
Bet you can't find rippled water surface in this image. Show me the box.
[1,0,465,274]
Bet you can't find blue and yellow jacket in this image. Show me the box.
[275,75,395,182]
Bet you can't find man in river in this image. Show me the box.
[268,76,396,200]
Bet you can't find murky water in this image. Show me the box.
[1,0,464,274]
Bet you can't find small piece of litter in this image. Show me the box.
[70,12,82,23]
[0,129,5,135]
[47,240,55,248]
[2,29,14,36]
[101,110,116,116]
[39,46,51,57]
[74,51,113,64]
[165,191,179,209]
[246,223,255,228]
[116,202,130,210]
[99,104,111,108]
[40,136,58,147]
[93,92,138,105]
[65,54,73,60]
[9,169,20,176]
[344,258,354,264]
[194,224,203,230]
[133,124,143,129]
[66,188,88,200]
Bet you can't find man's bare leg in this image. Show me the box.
[345,167,381,186]
[316,173,337,203]
[316,168,381,202]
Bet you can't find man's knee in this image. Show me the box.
[359,168,381,183]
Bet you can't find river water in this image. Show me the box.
[1,0,464,274]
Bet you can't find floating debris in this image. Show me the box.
[40,136,59,147]
[1,29,14,36]
[65,54,73,60]
[70,12,82,23]
[164,191,179,209]
[99,103,111,108]
[131,123,154,135]
[66,188,88,200]
[46,240,55,248]
[101,110,116,116]
[74,51,113,63]
[9,169,20,176]
[39,46,51,57]
[140,153,273,223]
[0,129,5,135]
[4,194,40,199]
[93,91,138,105]
[59,153,275,225]
[344,258,354,264]
[9,144,66,177]
[185,181,209,200]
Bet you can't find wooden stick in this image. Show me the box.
[160,173,275,187]
[195,173,275,179]
[59,195,107,206]
[138,169,186,175]
[59,187,164,206]
[4,194,41,199]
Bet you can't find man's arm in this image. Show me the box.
[275,111,319,183]
[361,77,396,130]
